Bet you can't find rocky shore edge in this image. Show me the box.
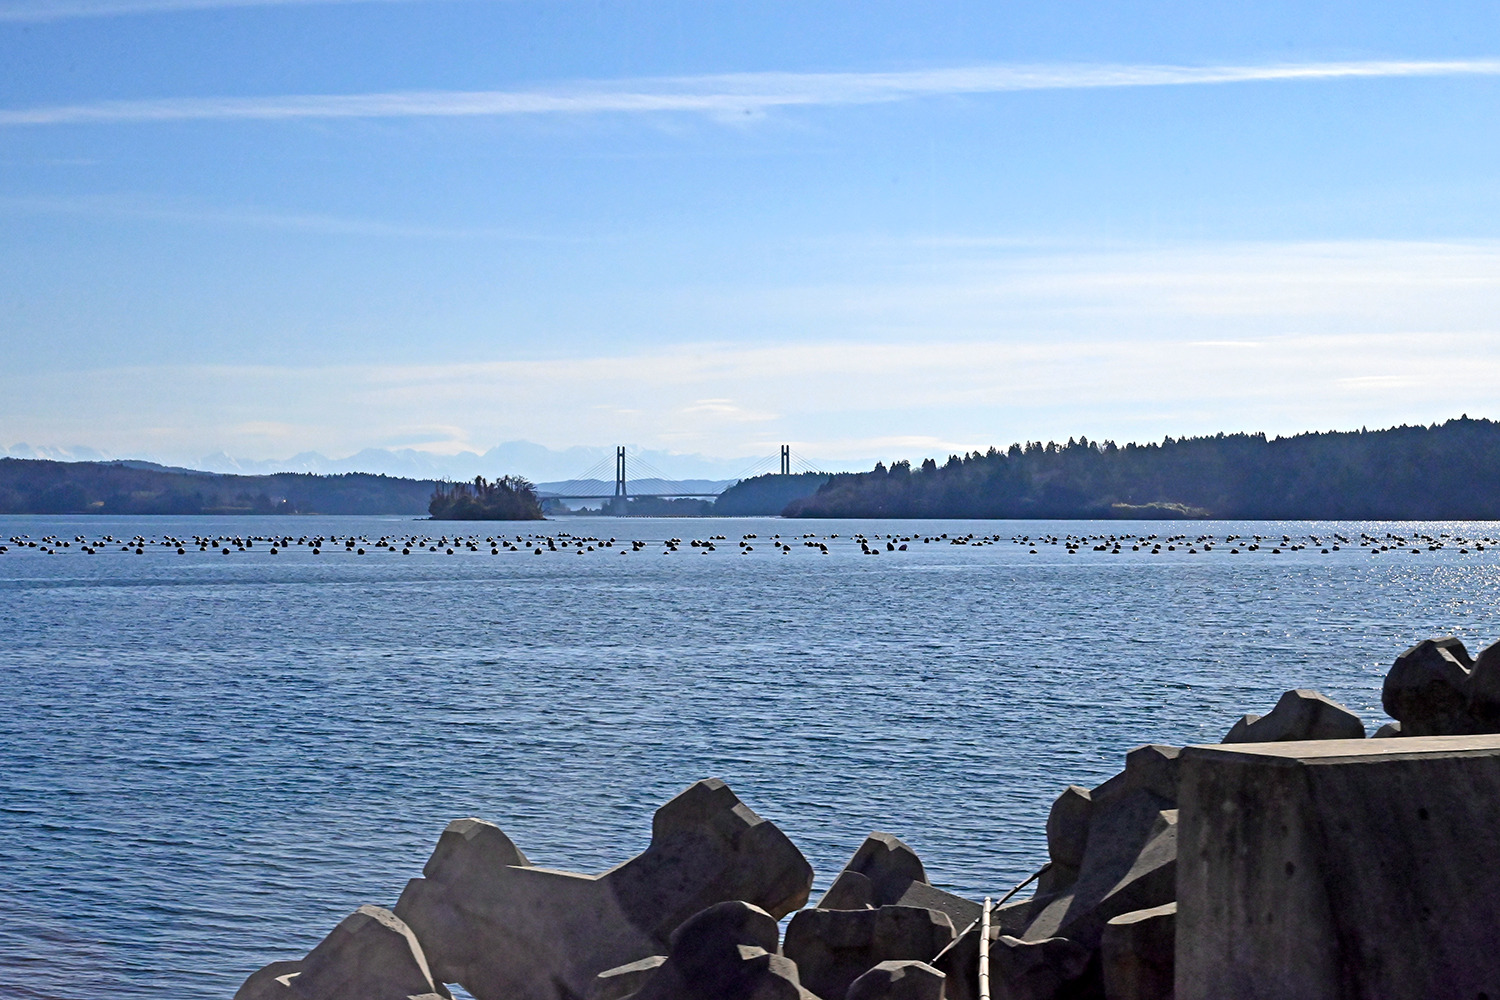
[236,635,1500,1000]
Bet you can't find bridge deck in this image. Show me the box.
[538,493,723,500]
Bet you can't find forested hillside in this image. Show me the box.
[712,472,830,515]
[785,417,1500,520]
[0,459,440,514]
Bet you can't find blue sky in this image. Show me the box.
[2,1,1499,476]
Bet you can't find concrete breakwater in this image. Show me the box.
[236,638,1500,1000]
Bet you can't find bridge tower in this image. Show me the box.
[610,446,628,515]
[780,445,790,476]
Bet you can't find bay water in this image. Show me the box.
[3,514,1498,999]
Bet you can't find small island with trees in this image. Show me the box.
[428,476,544,521]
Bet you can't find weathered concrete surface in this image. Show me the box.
[784,905,955,1000]
[1177,735,1500,1000]
[235,905,451,1000]
[629,900,811,1000]
[1223,689,1365,743]
[846,960,947,1000]
[1100,902,1173,1000]
[818,833,982,932]
[394,779,813,1000]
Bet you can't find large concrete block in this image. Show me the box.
[1177,735,1500,1000]
[394,778,813,1000]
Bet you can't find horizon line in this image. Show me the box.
[4,58,1500,126]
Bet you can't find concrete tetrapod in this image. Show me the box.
[1044,787,1092,873]
[1223,689,1365,743]
[394,779,813,1000]
[1467,638,1500,729]
[1176,735,1500,1000]
[783,905,957,1000]
[1381,637,1475,735]
[845,960,948,1000]
[628,900,813,1000]
[235,905,451,1000]
[592,956,666,1000]
[817,833,982,932]
[937,747,1180,1000]
[1023,748,1180,950]
[987,935,1091,1000]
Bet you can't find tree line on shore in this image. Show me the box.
[785,416,1500,519]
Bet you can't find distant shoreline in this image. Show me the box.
[8,416,1500,520]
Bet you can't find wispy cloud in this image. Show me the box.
[5,239,1500,459]
[0,0,444,22]
[3,58,1499,126]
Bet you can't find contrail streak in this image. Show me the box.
[2,59,1498,126]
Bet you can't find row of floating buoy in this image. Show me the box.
[1010,530,1495,556]
[6,528,1496,559]
[3,528,958,559]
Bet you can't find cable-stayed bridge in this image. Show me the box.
[536,446,823,510]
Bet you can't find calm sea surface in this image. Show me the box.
[3,513,1499,999]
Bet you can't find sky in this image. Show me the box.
[2,1,1499,478]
